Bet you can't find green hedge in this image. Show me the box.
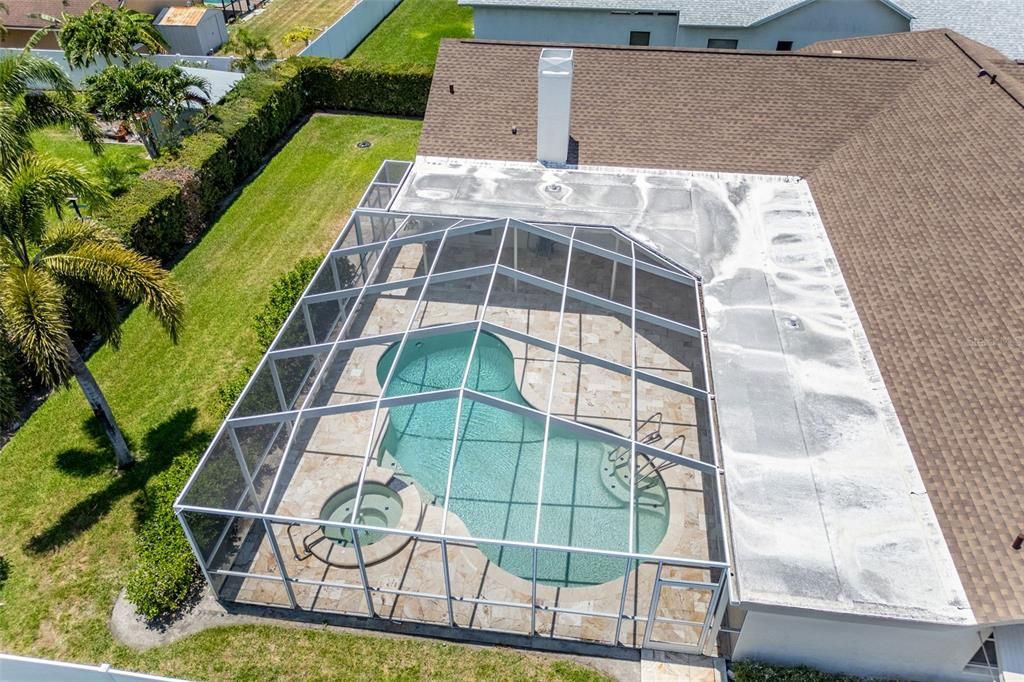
[732,661,887,682]
[97,177,186,261]
[101,58,432,263]
[127,255,332,618]
[125,448,203,619]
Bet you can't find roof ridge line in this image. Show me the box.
[943,32,1024,111]
[455,38,921,63]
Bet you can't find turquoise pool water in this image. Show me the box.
[376,330,670,588]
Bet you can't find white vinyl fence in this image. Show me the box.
[0,654,190,682]
[0,49,237,87]
[299,0,403,58]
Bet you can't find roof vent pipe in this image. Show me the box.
[537,48,573,164]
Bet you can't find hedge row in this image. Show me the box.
[105,58,432,261]
[732,661,889,682]
[126,256,328,618]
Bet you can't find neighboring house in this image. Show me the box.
[462,0,1024,58]
[402,29,1024,681]
[0,0,189,50]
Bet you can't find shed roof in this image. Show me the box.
[420,31,1024,623]
[157,6,209,26]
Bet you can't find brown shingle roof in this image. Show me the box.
[420,32,1024,623]
[1,0,119,29]
[421,40,926,176]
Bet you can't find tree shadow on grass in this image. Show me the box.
[54,416,135,477]
[25,407,212,556]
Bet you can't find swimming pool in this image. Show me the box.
[376,330,670,588]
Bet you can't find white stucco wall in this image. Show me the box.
[733,609,986,682]
[473,7,678,46]
[676,0,910,51]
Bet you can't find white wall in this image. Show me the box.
[676,0,910,51]
[733,609,986,682]
[299,0,402,58]
[473,8,678,46]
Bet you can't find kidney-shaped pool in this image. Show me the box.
[375,330,670,588]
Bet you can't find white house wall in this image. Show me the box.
[473,7,679,46]
[677,0,909,51]
[734,609,985,682]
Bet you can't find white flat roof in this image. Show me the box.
[393,155,973,625]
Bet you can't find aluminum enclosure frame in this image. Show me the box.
[175,160,730,654]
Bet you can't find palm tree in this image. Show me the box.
[224,27,276,73]
[55,4,168,68]
[84,61,210,158]
[0,156,183,469]
[0,50,101,169]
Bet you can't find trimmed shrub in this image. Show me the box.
[160,132,233,220]
[125,448,203,619]
[96,177,186,261]
[253,255,327,348]
[732,661,887,682]
[126,254,335,617]
[297,58,433,117]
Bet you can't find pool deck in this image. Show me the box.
[225,236,716,647]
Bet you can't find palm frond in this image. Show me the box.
[0,51,74,102]
[0,154,108,248]
[39,231,183,342]
[63,278,123,348]
[0,264,71,387]
[21,90,103,153]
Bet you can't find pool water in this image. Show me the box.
[376,330,670,588]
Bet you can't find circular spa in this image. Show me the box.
[320,482,403,546]
[376,330,671,589]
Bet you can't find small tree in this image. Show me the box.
[84,61,210,159]
[0,157,183,469]
[57,5,167,68]
[281,26,318,50]
[224,27,276,73]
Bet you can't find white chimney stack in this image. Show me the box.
[537,48,573,164]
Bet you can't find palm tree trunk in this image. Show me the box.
[66,339,134,469]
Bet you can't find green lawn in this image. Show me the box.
[349,0,473,66]
[0,113,603,681]
[32,127,150,200]
[225,0,358,58]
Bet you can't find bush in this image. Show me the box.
[252,255,327,348]
[126,254,338,617]
[160,132,233,219]
[96,177,186,261]
[125,448,203,619]
[95,57,431,263]
[297,58,433,117]
[732,661,885,682]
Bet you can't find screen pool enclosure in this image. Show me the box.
[175,161,730,654]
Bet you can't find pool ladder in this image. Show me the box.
[606,412,683,491]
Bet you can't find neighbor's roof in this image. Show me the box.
[420,32,1024,623]
[903,0,1024,59]
[0,0,118,29]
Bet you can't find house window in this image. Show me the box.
[629,31,651,46]
[964,632,998,675]
[776,40,794,51]
[707,38,738,49]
